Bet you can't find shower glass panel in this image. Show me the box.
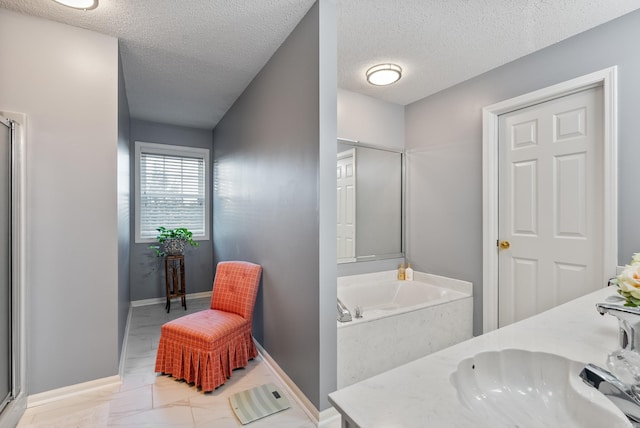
[0,119,11,413]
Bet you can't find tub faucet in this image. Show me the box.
[596,303,640,351]
[337,298,352,323]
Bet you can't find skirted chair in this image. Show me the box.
[155,261,262,392]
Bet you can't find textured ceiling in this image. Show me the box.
[0,0,316,129]
[1,1,639,129]
[338,0,640,105]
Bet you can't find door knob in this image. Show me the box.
[499,240,511,250]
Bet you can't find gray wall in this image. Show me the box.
[405,10,640,336]
[213,0,337,411]
[0,10,120,393]
[117,50,131,357]
[317,0,337,410]
[337,88,404,150]
[129,119,214,301]
[336,89,405,276]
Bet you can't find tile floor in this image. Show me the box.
[17,297,336,427]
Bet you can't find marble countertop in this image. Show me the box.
[328,286,626,427]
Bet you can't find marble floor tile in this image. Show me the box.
[22,402,110,428]
[17,297,320,427]
[17,387,117,428]
[152,377,201,409]
[108,400,194,427]
[107,385,153,420]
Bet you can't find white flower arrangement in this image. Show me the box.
[617,253,640,307]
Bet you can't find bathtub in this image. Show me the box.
[339,279,467,316]
[337,270,473,388]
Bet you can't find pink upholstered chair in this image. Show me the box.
[155,261,262,392]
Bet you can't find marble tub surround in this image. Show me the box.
[337,271,473,388]
[17,298,321,428]
[412,270,473,294]
[329,287,628,427]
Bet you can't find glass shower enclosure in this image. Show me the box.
[0,112,22,426]
[0,116,11,414]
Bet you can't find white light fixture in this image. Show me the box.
[366,63,402,86]
[52,0,98,10]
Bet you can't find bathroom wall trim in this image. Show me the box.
[482,66,618,333]
[26,376,121,408]
[254,341,341,425]
[129,291,212,307]
[254,341,317,421]
[118,303,134,379]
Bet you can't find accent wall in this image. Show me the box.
[212,0,337,412]
[0,9,120,394]
[405,9,640,335]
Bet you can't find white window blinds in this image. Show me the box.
[135,142,209,242]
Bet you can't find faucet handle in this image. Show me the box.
[597,303,640,316]
[354,305,363,318]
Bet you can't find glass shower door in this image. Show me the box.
[0,118,11,413]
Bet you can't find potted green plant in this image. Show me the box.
[150,226,199,256]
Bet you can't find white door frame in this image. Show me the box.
[482,67,618,333]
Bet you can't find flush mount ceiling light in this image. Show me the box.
[52,0,98,10]
[366,63,402,86]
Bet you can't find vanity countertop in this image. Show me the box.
[328,286,625,427]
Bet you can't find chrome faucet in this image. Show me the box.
[337,298,352,323]
[578,303,640,426]
[580,364,640,426]
[596,303,640,351]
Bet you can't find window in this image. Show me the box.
[135,141,210,243]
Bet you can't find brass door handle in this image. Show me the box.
[499,240,510,250]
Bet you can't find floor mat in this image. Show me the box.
[229,383,291,425]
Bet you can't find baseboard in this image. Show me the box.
[27,375,121,408]
[0,392,26,428]
[319,406,341,427]
[130,291,212,307]
[254,341,320,424]
[119,303,134,379]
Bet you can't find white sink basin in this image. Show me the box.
[450,349,631,427]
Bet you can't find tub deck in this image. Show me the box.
[337,270,473,388]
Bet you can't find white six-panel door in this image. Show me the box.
[337,149,356,262]
[497,86,603,327]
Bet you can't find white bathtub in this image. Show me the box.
[339,279,467,317]
[337,271,473,388]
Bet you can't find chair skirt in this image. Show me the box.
[154,309,257,392]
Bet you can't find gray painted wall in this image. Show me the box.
[405,10,640,336]
[336,89,405,276]
[129,119,214,301]
[337,88,404,150]
[317,0,337,411]
[117,50,131,357]
[0,10,120,393]
[213,0,337,411]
